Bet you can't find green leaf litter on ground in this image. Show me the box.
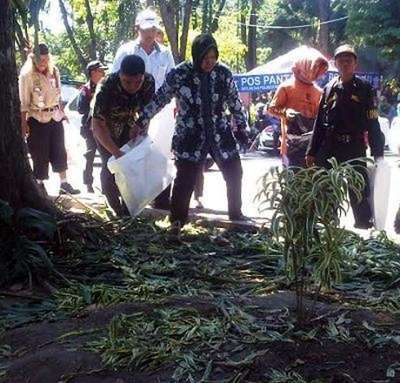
[1,214,400,381]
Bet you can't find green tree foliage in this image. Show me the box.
[256,0,347,62]
[43,0,139,79]
[346,0,400,62]
[346,0,400,79]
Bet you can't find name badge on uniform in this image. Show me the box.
[351,94,360,102]
[367,109,379,119]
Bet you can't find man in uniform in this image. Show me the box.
[78,60,107,193]
[112,8,175,210]
[19,43,80,195]
[306,44,384,229]
[92,54,155,216]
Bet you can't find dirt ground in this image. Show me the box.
[2,291,400,383]
[1,214,400,383]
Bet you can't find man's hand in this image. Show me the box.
[114,149,125,159]
[129,125,139,141]
[285,108,297,120]
[305,155,315,168]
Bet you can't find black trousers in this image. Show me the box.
[97,131,129,216]
[316,142,372,226]
[27,118,68,180]
[83,130,97,185]
[170,156,243,225]
[194,165,205,199]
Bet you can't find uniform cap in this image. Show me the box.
[86,60,108,75]
[135,9,160,30]
[334,44,357,59]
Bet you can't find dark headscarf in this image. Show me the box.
[191,34,219,71]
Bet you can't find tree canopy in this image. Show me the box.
[10,0,400,86]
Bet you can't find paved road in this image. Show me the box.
[43,120,399,239]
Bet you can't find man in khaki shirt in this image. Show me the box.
[19,43,79,195]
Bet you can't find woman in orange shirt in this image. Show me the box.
[267,50,328,167]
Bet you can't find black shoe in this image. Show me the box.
[354,221,373,230]
[60,182,80,195]
[87,185,95,193]
[167,222,182,243]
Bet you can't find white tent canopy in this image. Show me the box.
[246,45,336,76]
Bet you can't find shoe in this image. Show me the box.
[87,185,95,193]
[59,182,80,195]
[354,221,373,230]
[167,221,182,243]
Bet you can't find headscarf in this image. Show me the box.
[191,34,219,71]
[291,48,329,84]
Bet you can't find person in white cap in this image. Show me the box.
[112,9,175,92]
[111,8,175,210]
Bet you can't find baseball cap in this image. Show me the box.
[334,44,357,59]
[86,60,108,75]
[135,9,160,30]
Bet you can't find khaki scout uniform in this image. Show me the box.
[19,67,68,180]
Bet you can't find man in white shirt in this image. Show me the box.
[112,9,175,92]
[112,8,175,210]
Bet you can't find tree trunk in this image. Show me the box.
[246,0,257,71]
[239,1,246,45]
[317,0,330,55]
[58,0,88,72]
[84,0,97,60]
[201,0,208,33]
[210,0,226,33]
[13,15,29,63]
[179,0,192,62]
[157,0,179,62]
[0,0,53,212]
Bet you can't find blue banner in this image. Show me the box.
[233,73,292,92]
[233,71,382,93]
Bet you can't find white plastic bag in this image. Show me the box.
[368,159,391,230]
[389,117,400,155]
[107,136,175,217]
[148,101,176,159]
[378,116,390,148]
